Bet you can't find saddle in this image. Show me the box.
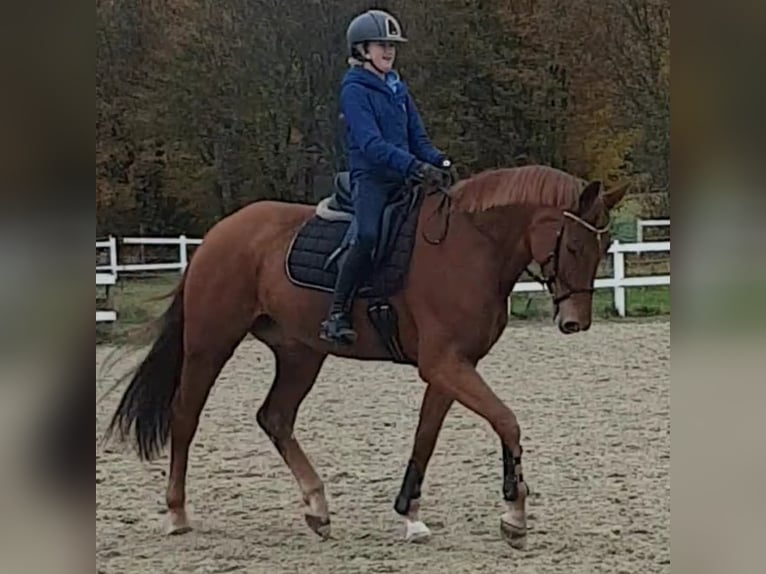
[315,172,355,221]
[285,171,424,364]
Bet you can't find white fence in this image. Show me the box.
[636,218,670,243]
[97,236,202,274]
[96,238,118,322]
[96,272,117,323]
[512,240,670,317]
[96,235,669,320]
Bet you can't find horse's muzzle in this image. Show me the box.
[559,320,581,334]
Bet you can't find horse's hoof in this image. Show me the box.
[165,509,192,536]
[167,524,193,536]
[500,517,527,550]
[404,520,431,543]
[305,513,332,539]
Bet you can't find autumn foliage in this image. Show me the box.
[96,0,669,236]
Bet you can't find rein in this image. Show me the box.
[422,185,453,245]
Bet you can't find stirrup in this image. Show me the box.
[319,312,357,345]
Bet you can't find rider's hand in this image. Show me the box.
[439,158,459,185]
[411,160,449,187]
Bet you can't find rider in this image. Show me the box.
[319,9,456,345]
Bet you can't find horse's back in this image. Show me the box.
[198,199,310,246]
[233,198,315,228]
[186,199,313,276]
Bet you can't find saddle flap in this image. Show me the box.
[372,185,419,268]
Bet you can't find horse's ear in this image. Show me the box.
[603,181,630,211]
[578,180,602,214]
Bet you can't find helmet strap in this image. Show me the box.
[358,42,389,77]
[366,59,388,76]
[351,42,366,61]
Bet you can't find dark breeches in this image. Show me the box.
[351,177,399,261]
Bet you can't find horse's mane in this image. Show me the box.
[448,165,587,213]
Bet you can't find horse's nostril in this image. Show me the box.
[562,320,581,333]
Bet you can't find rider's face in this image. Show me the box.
[366,41,396,73]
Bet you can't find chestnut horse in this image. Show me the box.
[104,165,627,549]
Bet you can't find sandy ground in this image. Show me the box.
[96,319,670,574]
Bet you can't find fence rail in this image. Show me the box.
[98,235,202,273]
[96,235,670,320]
[636,218,670,243]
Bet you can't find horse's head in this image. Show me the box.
[532,180,629,334]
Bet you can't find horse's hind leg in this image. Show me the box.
[394,385,453,542]
[256,341,330,538]
[165,283,252,534]
[165,336,245,534]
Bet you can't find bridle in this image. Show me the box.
[525,210,611,312]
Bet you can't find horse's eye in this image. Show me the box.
[567,238,583,254]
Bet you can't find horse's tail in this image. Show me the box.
[104,273,187,462]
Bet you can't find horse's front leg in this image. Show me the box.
[418,350,529,549]
[394,384,453,542]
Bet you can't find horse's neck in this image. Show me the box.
[462,205,537,298]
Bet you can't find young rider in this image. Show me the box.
[320,9,456,345]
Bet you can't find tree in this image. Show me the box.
[96,0,669,234]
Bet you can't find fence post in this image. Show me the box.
[179,235,188,272]
[612,240,626,317]
[109,235,118,276]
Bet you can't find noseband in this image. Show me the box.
[526,210,611,311]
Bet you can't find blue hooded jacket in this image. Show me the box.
[340,66,444,190]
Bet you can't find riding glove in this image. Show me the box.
[439,158,460,185]
[411,160,450,187]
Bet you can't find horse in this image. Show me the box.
[103,164,628,549]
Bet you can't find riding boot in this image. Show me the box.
[319,241,370,344]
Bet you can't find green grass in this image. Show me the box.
[96,273,181,344]
[626,286,671,316]
[97,273,670,343]
[509,285,670,320]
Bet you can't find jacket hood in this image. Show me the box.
[342,67,407,97]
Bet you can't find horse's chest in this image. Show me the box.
[479,304,509,353]
[455,298,508,360]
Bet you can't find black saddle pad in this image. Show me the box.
[286,189,423,299]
